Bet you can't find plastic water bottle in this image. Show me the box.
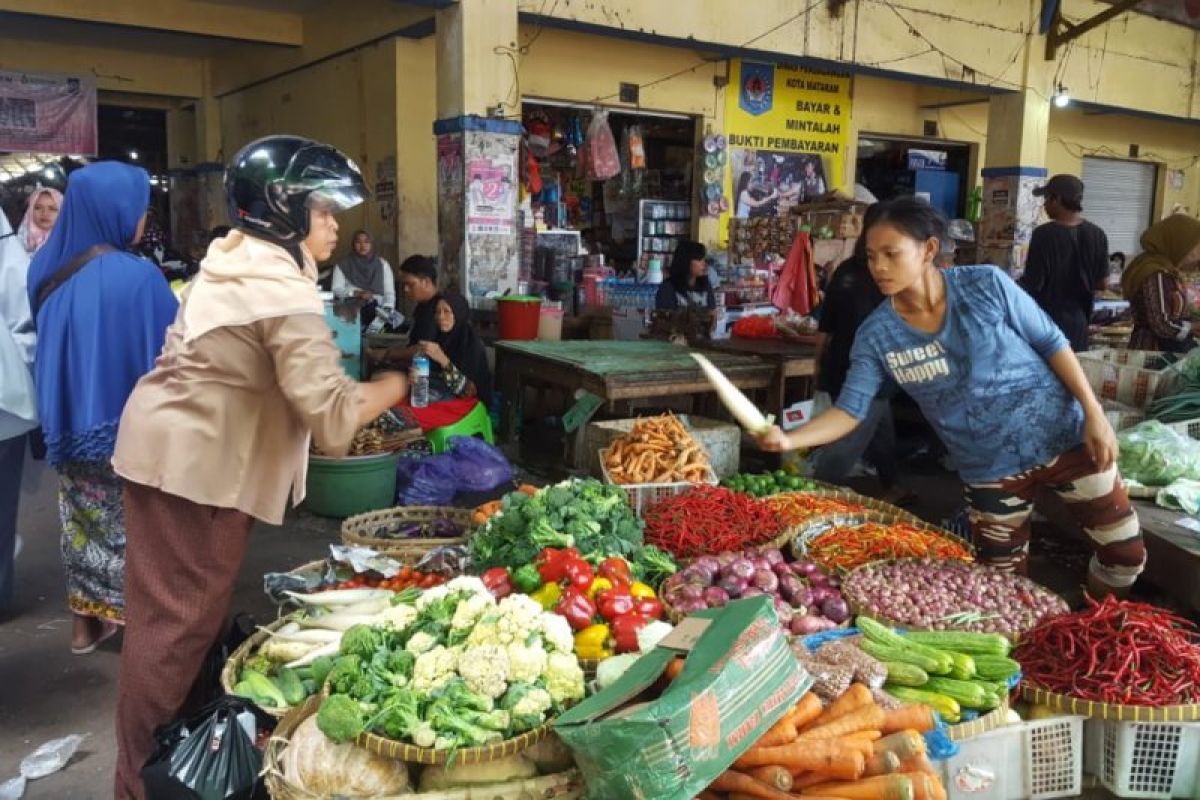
[411,355,430,408]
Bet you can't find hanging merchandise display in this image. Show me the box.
[701,134,728,218]
[585,109,621,182]
[627,125,646,171]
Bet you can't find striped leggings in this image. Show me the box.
[966,446,1145,588]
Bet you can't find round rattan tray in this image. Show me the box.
[354,723,553,766]
[263,697,585,799]
[1020,683,1200,722]
[776,511,973,572]
[945,702,1012,741]
[341,506,471,559]
[764,488,925,534]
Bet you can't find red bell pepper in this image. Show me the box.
[632,596,664,620]
[536,547,580,583]
[610,612,651,653]
[481,567,513,599]
[597,556,633,586]
[562,557,595,593]
[555,587,597,631]
[596,585,635,620]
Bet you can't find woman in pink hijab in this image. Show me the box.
[18,187,63,255]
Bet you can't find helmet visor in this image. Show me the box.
[305,182,368,213]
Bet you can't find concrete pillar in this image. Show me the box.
[977,89,1050,276]
[433,0,522,300]
[195,63,224,164]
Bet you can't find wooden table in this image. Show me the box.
[493,340,775,440]
[699,337,818,414]
[1132,501,1200,614]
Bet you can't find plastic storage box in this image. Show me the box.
[937,716,1084,800]
[1084,718,1200,799]
[600,450,718,517]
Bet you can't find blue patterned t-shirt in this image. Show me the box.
[836,265,1083,483]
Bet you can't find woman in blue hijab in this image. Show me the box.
[27,162,177,654]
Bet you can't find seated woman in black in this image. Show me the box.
[655,240,716,310]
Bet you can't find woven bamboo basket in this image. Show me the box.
[945,701,1013,741]
[263,697,585,799]
[355,724,553,766]
[341,506,472,559]
[1019,683,1200,722]
[777,511,973,573]
[220,615,303,719]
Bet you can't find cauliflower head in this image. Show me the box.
[458,644,511,699]
[405,630,440,655]
[414,584,452,612]
[376,602,419,633]
[444,575,492,600]
[451,592,494,632]
[411,645,458,694]
[544,652,585,705]
[539,612,575,655]
[506,642,549,685]
[493,594,544,645]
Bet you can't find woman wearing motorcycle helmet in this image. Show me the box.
[111,135,406,798]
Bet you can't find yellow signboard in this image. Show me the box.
[721,59,852,243]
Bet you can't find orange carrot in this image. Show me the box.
[843,730,882,743]
[793,771,831,788]
[756,716,798,749]
[908,773,938,800]
[785,692,824,730]
[880,705,936,734]
[735,741,865,780]
[805,683,873,730]
[801,774,915,800]
[518,483,539,495]
[709,770,804,800]
[798,704,886,741]
[863,750,900,777]
[873,731,926,761]
[664,657,685,682]
[898,754,936,776]
[745,765,793,792]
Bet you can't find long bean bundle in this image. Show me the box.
[1148,350,1200,423]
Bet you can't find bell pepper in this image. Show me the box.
[598,556,633,586]
[512,563,543,595]
[585,576,614,601]
[632,596,664,620]
[610,612,651,654]
[574,623,613,660]
[536,547,581,583]
[596,585,635,621]
[562,557,595,593]
[529,581,562,611]
[628,581,656,600]
[481,567,513,599]
[555,587,597,631]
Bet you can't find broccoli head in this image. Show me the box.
[327,654,374,699]
[437,677,496,714]
[527,518,573,550]
[316,693,368,743]
[427,695,508,747]
[366,685,424,741]
[305,655,336,688]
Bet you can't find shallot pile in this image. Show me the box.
[842,559,1068,639]
[660,546,851,635]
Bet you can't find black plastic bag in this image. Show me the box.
[142,695,273,800]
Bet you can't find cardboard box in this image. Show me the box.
[554,597,812,800]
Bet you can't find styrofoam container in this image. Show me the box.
[938,716,1084,800]
[1084,718,1200,799]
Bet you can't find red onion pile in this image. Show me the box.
[660,546,850,635]
[842,559,1069,638]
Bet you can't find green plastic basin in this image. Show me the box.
[304,451,400,518]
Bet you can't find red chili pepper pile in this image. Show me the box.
[1015,594,1200,706]
[643,485,784,558]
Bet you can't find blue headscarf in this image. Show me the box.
[28,162,178,466]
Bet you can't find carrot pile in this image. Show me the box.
[604,414,713,484]
[805,522,973,573]
[701,683,945,800]
[767,494,869,526]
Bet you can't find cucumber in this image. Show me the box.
[885,661,930,687]
[858,617,953,673]
[885,684,962,723]
[902,630,1011,656]
[859,638,945,674]
[946,651,977,681]
[922,676,988,708]
[972,654,1021,681]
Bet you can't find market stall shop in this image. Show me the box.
[494,339,773,444]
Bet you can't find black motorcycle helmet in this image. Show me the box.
[225,135,368,243]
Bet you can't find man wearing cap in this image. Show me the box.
[1020,174,1109,351]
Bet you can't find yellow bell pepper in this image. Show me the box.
[574,623,613,660]
[530,581,562,611]
[586,576,614,600]
[628,581,656,600]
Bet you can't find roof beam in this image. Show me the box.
[1044,0,1141,59]
[0,0,304,46]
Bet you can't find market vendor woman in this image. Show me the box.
[758,197,1145,599]
[111,136,407,799]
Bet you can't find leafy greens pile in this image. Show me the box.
[1117,420,1200,486]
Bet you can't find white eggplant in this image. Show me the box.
[282,588,392,607]
[690,352,774,434]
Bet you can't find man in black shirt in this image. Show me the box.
[384,255,439,363]
[1021,175,1109,351]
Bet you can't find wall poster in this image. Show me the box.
[465,154,516,235]
[0,69,97,156]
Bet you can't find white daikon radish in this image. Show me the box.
[690,352,774,434]
[259,626,341,643]
[285,640,341,669]
[297,613,381,632]
[283,588,391,607]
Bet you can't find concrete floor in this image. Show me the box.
[0,452,1130,798]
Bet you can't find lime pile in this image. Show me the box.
[721,470,822,496]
